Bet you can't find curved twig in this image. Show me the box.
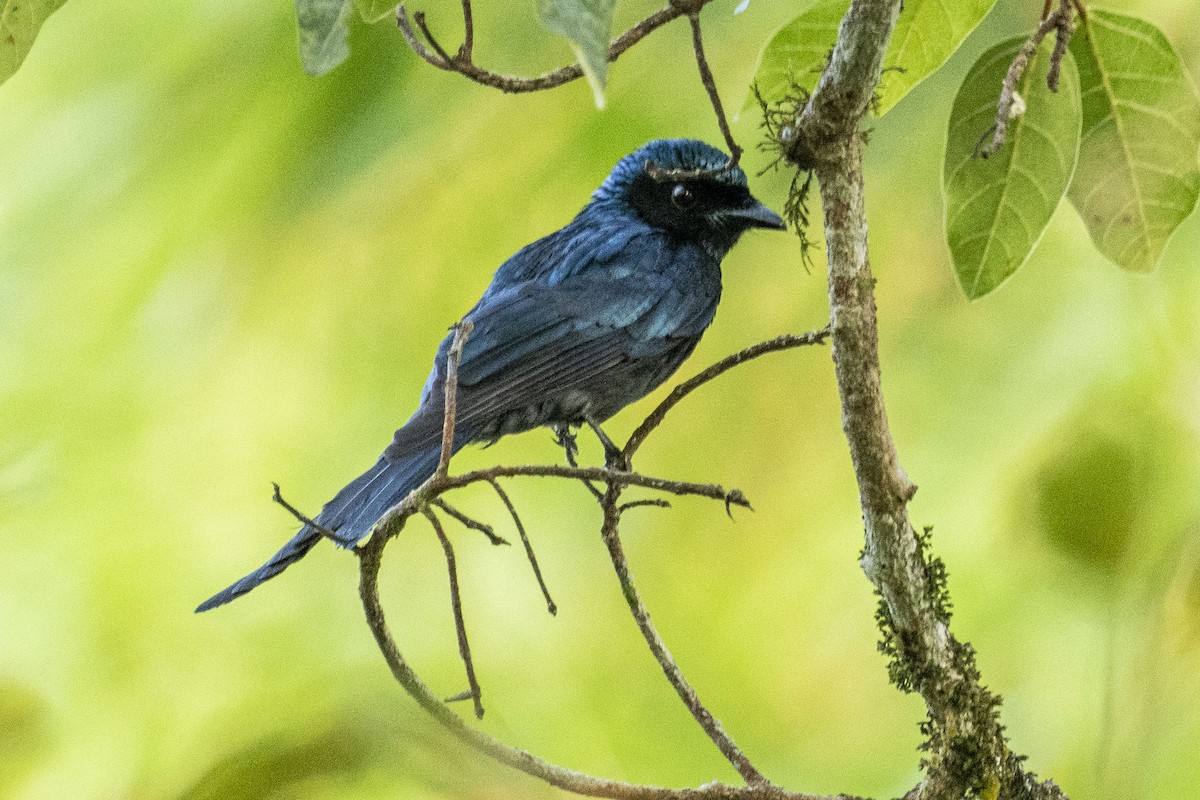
[396,1,705,95]
[350,329,829,797]
[358,536,841,800]
[597,484,766,785]
[488,478,557,615]
[623,328,830,462]
[425,507,485,719]
[685,11,741,170]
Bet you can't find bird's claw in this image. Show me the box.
[552,423,580,464]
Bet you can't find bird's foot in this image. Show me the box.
[552,423,581,466]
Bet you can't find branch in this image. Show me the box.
[353,330,835,799]
[623,328,830,462]
[685,9,741,169]
[425,507,486,719]
[359,535,841,800]
[398,0,740,176]
[396,1,708,94]
[596,481,766,785]
[779,0,1069,797]
[488,478,557,615]
[978,0,1078,158]
[437,321,472,478]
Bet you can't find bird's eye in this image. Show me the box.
[671,183,696,210]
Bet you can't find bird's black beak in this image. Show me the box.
[725,200,786,231]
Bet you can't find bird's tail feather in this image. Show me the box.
[195,441,455,613]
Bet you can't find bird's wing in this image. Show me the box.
[387,265,717,457]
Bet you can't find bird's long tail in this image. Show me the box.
[196,442,453,612]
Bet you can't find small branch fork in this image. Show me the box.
[332,325,831,799]
[978,0,1083,157]
[397,0,742,173]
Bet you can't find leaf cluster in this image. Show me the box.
[945,10,1200,297]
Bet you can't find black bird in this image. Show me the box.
[197,139,784,612]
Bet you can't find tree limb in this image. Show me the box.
[781,1,1068,797]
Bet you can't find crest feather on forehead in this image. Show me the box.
[595,139,747,200]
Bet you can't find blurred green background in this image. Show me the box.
[2,1,1198,798]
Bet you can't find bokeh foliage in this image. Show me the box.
[1,1,1198,799]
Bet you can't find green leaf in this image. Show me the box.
[1067,10,1200,273]
[744,0,996,116]
[741,0,846,113]
[296,0,354,77]
[877,0,996,114]
[353,0,396,24]
[943,37,1082,299]
[0,0,67,86]
[536,0,614,108]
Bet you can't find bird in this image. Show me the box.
[196,138,785,612]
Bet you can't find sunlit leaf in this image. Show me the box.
[536,0,614,108]
[740,0,844,113]
[353,0,396,24]
[1067,10,1200,273]
[943,37,1081,299]
[0,0,67,86]
[877,0,996,114]
[296,0,354,76]
[744,0,996,116]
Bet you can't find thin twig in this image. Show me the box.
[271,482,341,545]
[598,485,767,786]
[351,329,839,798]
[397,2,710,95]
[457,0,473,61]
[1047,0,1075,91]
[432,498,508,545]
[619,498,672,512]
[438,321,473,478]
[686,11,741,170]
[425,507,485,719]
[445,464,752,510]
[488,478,556,615]
[978,0,1076,157]
[358,536,841,800]
[623,329,830,462]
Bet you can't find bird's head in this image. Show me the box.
[592,139,786,255]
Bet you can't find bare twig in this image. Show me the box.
[359,534,841,800]
[457,0,473,61]
[397,2,710,95]
[445,464,751,509]
[978,0,1077,157]
[349,327,836,798]
[623,329,830,462]
[438,321,473,478]
[271,482,341,545]
[425,507,485,719]
[598,485,766,785]
[618,498,671,512]
[433,498,508,545]
[488,478,556,615]
[686,11,741,170]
